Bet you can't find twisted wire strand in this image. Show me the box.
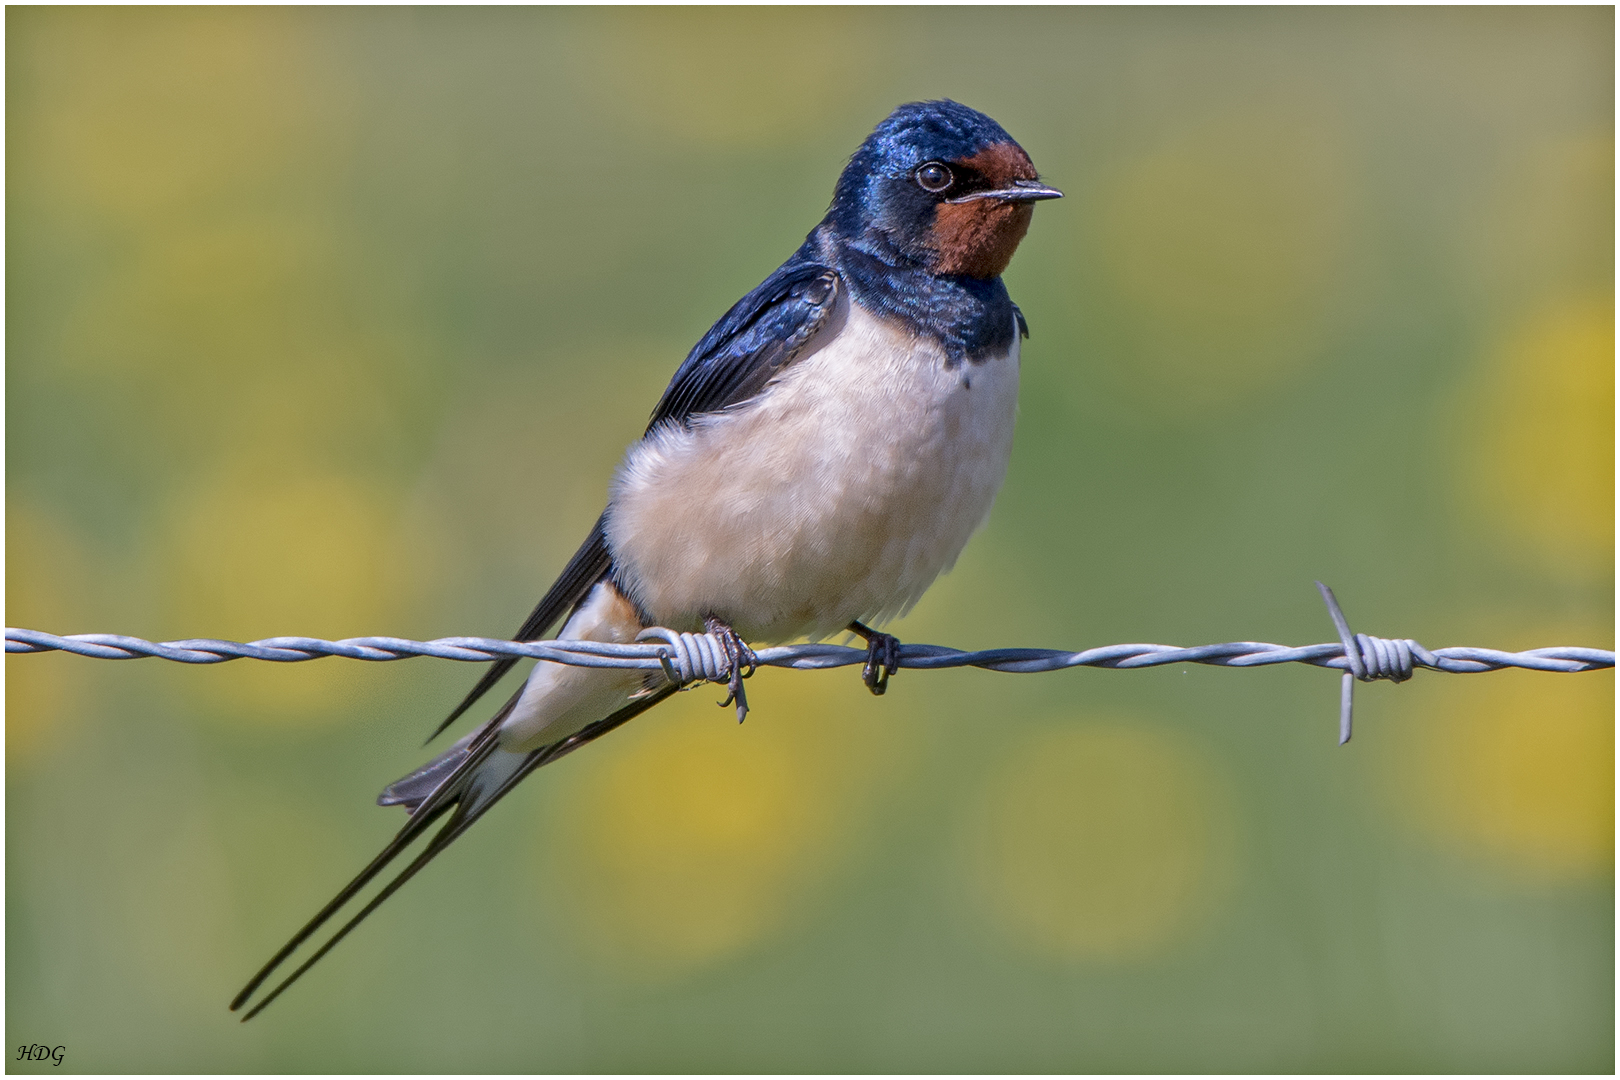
[7,628,1610,677]
[12,582,1607,744]
[634,627,735,684]
[10,584,1608,744]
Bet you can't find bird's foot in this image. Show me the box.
[704,615,757,723]
[848,620,901,696]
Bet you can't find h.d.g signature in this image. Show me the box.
[17,1044,65,1067]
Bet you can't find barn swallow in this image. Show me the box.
[231,99,1060,1019]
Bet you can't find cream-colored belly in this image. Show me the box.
[605,301,1020,643]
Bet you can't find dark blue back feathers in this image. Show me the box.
[646,239,837,430]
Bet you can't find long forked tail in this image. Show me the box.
[230,683,677,1021]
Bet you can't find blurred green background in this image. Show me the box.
[6,7,1613,1072]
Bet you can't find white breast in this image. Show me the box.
[605,297,1020,643]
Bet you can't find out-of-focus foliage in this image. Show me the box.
[6,8,1611,1072]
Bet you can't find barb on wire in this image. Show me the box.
[1316,581,1414,745]
[7,584,1612,743]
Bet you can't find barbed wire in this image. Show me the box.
[7,584,1611,743]
[5,626,1610,675]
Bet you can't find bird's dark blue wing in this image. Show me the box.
[647,254,842,431]
[429,252,839,741]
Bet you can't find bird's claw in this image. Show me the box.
[704,615,757,723]
[848,621,900,696]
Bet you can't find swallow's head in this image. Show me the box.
[826,100,1061,279]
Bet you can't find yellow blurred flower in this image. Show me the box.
[539,672,907,979]
[29,7,323,224]
[1382,642,1613,881]
[5,501,95,756]
[1455,297,1614,577]
[963,721,1237,962]
[157,469,416,719]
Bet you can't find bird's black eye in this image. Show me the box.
[916,162,953,193]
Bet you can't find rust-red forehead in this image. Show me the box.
[953,142,1037,185]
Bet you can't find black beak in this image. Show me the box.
[947,179,1064,204]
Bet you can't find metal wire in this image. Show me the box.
[7,583,1611,744]
[8,624,1613,677]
